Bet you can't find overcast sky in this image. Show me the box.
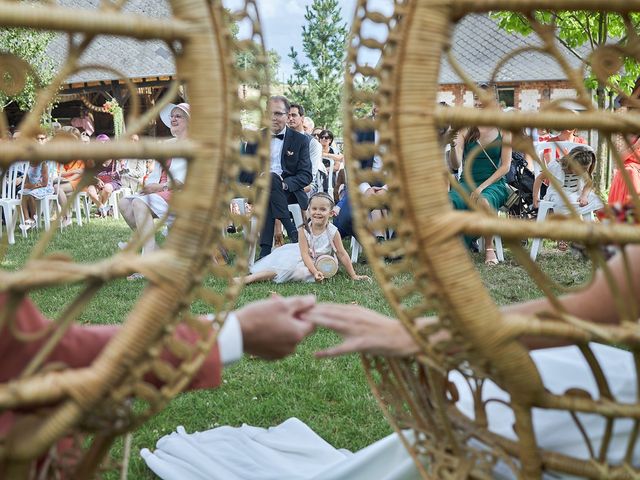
[226,0,359,81]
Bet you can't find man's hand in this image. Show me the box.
[235,294,315,359]
[301,304,420,357]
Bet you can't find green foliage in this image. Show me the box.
[223,7,280,89]
[492,11,640,96]
[0,26,55,111]
[352,76,379,119]
[236,48,281,87]
[492,11,640,189]
[286,0,348,131]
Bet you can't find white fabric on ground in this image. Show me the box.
[142,343,637,479]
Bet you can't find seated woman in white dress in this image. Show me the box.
[118,103,189,280]
[142,246,640,480]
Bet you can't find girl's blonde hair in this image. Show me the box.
[560,145,596,178]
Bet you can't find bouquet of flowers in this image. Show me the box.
[102,99,124,138]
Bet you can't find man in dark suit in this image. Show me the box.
[334,105,381,239]
[245,96,312,259]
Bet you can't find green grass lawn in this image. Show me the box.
[1,219,593,478]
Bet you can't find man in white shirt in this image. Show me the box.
[288,104,322,176]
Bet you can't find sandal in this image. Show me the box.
[484,248,499,266]
[127,272,145,281]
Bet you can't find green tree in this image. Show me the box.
[287,0,348,131]
[237,48,281,94]
[493,12,640,189]
[0,27,55,111]
[225,8,280,96]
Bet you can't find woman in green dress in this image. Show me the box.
[449,86,512,265]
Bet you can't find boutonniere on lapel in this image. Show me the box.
[286,150,294,156]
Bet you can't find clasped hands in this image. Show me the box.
[230,295,436,361]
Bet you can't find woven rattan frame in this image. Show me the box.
[0,1,270,477]
[345,1,640,478]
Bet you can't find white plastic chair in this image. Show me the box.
[350,236,362,263]
[109,187,132,220]
[530,200,597,261]
[324,158,335,199]
[73,191,92,226]
[478,236,505,262]
[37,161,62,231]
[0,162,27,244]
[287,204,304,229]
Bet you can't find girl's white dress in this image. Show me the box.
[543,160,603,213]
[249,223,338,283]
[141,343,638,480]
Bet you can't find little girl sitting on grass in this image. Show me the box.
[240,192,370,284]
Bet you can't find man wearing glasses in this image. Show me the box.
[244,96,312,259]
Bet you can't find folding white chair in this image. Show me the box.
[73,191,91,226]
[529,200,597,261]
[36,161,62,231]
[324,158,335,199]
[0,162,27,244]
[350,236,362,263]
[287,203,304,229]
[109,187,132,220]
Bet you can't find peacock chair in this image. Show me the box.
[0,0,271,477]
[344,1,640,478]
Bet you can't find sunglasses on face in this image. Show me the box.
[320,135,331,140]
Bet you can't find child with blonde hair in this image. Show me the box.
[240,193,369,284]
[533,145,603,213]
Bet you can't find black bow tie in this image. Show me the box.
[272,133,285,140]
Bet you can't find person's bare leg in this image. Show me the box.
[132,198,156,254]
[27,196,37,220]
[118,197,137,230]
[236,270,277,285]
[20,196,30,220]
[56,183,74,221]
[86,185,101,208]
[480,198,498,265]
[100,183,113,206]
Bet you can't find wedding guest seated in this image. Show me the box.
[53,127,85,227]
[333,105,386,241]
[86,134,121,218]
[120,134,148,193]
[241,96,312,260]
[608,134,640,207]
[448,85,511,266]
[19,132,53,230]
[118,103,189,280]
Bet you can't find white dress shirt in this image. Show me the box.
[308,136,322,176]
[204,313,243,366]
[270,127,286,176]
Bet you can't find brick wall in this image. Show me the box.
[438,80,577,110]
